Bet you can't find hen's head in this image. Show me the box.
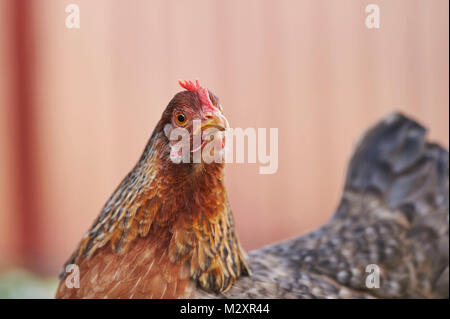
[156,80,229,166]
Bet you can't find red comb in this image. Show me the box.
[178,80,217,113]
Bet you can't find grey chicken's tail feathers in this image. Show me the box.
[331,112,449,298]
[344,112,448,212]
[199,112,449,299]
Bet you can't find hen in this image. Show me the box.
[56,80,250,298]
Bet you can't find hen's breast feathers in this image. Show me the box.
[56,131,249,299]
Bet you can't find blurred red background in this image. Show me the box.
[0,0,448,275]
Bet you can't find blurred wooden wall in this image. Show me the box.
[0,0,448,274]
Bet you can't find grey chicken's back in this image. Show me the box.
[198,113,449,299]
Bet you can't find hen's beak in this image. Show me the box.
[191,112,229,153]
[193,112,229,136]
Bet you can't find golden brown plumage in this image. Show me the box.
[56,81,249,299]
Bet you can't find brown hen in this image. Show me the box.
[56,80,249,298]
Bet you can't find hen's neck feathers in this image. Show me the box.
[62,128,249,295]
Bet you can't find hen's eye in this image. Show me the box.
[175,112,187,126]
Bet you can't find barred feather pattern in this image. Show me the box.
[56,127,249,298]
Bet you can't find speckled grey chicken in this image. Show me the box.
[199,113,449,299]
